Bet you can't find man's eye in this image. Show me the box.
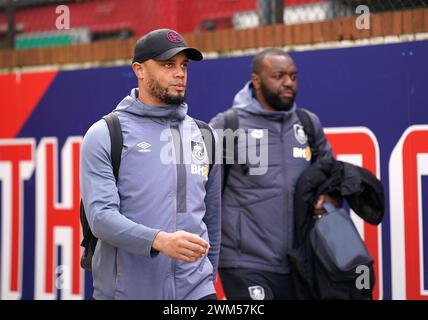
[182,64,188,69]
[165,63,173,68]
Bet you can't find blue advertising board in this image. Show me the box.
[0,39,427,299]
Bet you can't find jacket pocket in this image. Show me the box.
[239,207,283,264]
[114,247,120,296]
[221,207,243,254]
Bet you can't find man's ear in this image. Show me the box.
[132,62,144,80]
[251,73,260,89]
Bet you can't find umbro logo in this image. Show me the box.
[137,141,151,153]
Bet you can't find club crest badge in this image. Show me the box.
[248,285,265,300]
[191,140,206,162]
[166,31,182,43]
[294,124,308,144]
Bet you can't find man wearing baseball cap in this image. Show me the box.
[80,29,221,300]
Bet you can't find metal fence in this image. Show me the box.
[232,0,428,29]
[329,0,428,17]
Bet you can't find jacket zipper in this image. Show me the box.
[237,211,242,254]
[169,119,177,300]
[280,116,287,265]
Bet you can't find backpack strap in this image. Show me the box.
[222,108,239,192]
[295,108,318,163]
[223,108,239,134]
[80,112,123,261]
[102,112,123,182]
[194,119,215,176]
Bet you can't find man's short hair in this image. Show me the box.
[251,48,291,74]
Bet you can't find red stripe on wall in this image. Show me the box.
[0,71,57,139]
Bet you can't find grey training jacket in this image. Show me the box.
[209,82,332,274]
[80,88,221,299]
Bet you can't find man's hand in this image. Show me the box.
[313,194,341,219]
[152,230,209,263]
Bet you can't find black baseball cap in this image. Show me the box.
[132,29,203,63]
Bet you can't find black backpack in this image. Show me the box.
[221,107,318,192]
[80,112,216,270]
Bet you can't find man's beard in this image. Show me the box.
[148,77,186,105]
[260,80,296,111]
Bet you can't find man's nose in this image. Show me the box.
[282,75,293,87]
[175,67,185,78]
